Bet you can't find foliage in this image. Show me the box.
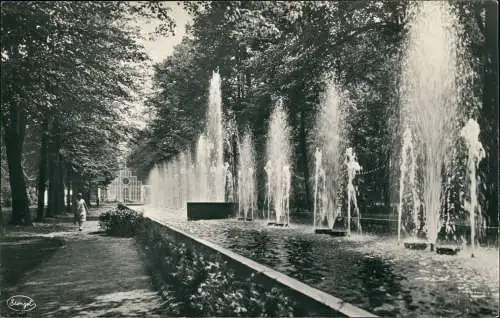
[127,37,210,179]
[129,1,410,205]
[97,206,310,316]
[127,1,177,37]
[1,1,177,222]
[127,1,496,225]
[98,204,144,237]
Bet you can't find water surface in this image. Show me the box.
[144,208,499,317]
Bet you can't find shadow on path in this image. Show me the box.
[0,236,64,290]
[0,212,163,317]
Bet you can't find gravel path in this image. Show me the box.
[1,206,163,317]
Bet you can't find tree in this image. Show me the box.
[134,0,495,229]
[1,1,176,224]
[127,37,210,178]
[452,0,498,228]
[183,1,409,210]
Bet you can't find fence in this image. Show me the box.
[106,169,143,203]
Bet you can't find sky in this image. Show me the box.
[136,3,192,64]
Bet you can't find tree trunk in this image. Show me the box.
[232,133,238,203]
[0,206,4,234]
[96,186,99,207]
[50,160,62,215]
[299,110,312,211]
[47,122,66,216]
[47,157,61,216]
[71,179,79,214]
[85,180,91,207]
[46,157,55,217]
[56,154,65,214]
[2,104,31,225]
[46,128,60,217]
[66,168,72,212]
[36,118,49,221]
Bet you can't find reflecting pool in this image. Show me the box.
[143,207,499,317]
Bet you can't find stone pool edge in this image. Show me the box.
[146,215,377,318]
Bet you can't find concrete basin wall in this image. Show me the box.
[144,215,377,318]
[186,202,238,220]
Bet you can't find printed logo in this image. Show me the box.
[6,295,36,312]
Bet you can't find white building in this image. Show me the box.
[106,168,144,203]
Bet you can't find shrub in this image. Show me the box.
[98,205,144,237]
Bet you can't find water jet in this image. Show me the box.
[237,130,257,221]
[398,1,465,250]
[313,79,353,234]
[265,98,292,227]
[147,71,236,219]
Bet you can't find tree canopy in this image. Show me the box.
[128,1,497,228]
[1,1,176,224]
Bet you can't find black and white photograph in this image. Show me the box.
[1,1,498,317]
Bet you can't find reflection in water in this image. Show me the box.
[227,229,282,267]
[283,238,324,284]
[146,210,499,317]
[359,257,412,316]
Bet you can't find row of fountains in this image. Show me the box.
[147,2,489,253]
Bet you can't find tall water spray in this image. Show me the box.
[460,118,485,253]
[191,71,227,202]
[399,2,462,245]
[238,131,257,220]
[148,164,161,207]
[206,71,225,201]
[266,99,292,225]
[314,79,348,229]
[146,149,195,212]
[146,71,230,213]
[224,110,238,202]
[196,135,209,201]
[178,152,188,209]
[397,126,420,242]
[345,147,362,235]
[314,148,329,228]
[223,162,234,201]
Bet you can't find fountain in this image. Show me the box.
[224,162,234,202]
[138,5,498,315]
[313,78,350,236]
[145,71,237,220]
[283,164,292,225]
[313,147,348,237]
[398,1,463,251]
[345,147,363,236]
[237,130,256,221]
[460,118,486,257]
[313,149,326,226]
[398,126,426,249]
[206,71,225,202]
[187,71,236,219]
[195,134,209,201]
[264,160,272,221]
[266,98,292,227]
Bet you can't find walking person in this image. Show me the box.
[74,193,88,231]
